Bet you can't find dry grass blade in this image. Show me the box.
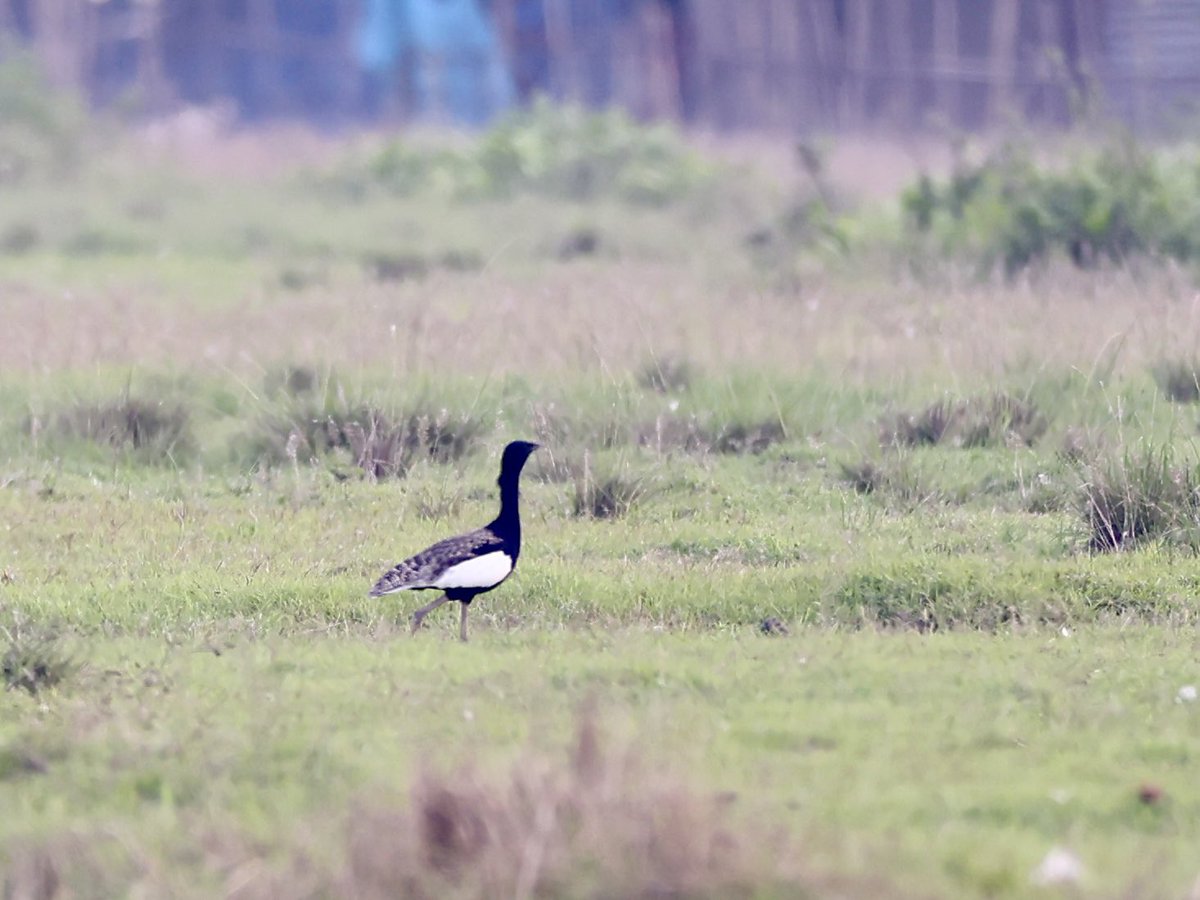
[330,708,844,900]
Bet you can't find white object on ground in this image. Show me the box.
[1032,846,1084,887]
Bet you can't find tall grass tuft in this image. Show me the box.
[571,453,652,519]
[33,396,193,464]
[250,382,490,479]
[883,399,955,447]
[636,355,694,394]
[328,709,825,898]
[3,619,75,695]
[1080,445,1200,551]
[882,393,1045,449]
[838,454,938,509]
[1152,359,1200,403]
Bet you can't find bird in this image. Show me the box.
[369,440,539,642]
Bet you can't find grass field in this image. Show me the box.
[4,90,1200,897]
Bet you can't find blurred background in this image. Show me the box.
[3,0,1199,134]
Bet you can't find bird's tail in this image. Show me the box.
[368,563,421,597]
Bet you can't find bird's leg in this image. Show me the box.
[459,603,469,643]
[411,594,451,635]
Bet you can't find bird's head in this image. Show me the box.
[498,440,539,484]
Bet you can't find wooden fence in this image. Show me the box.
[2,0,1199,132]
[508,0,1111,131]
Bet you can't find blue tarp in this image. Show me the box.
[358,0,514,123]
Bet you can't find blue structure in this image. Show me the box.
[358,0,514,123]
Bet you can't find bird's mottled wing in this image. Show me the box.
[369,528,503,596]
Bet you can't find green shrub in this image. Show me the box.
[902,139,1200,272]
[322,100,713,205]
[478,99,712,204]
[0,52,87,184]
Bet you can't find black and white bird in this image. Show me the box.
[369,440,539,642]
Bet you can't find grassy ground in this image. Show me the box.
[5,627,1200,897]
[3,106,1200,896]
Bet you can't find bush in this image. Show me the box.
[902,138,1200,272]
[0,52,87,184]
[478,99,713,204]
[323,99,714,205]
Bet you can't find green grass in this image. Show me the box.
[4,445,1200,896]
[3,625,1199,896]
[4,354,1200,898]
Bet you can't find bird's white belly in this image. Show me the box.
[433,551,514,590]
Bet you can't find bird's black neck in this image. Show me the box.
[491,475,522,552]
